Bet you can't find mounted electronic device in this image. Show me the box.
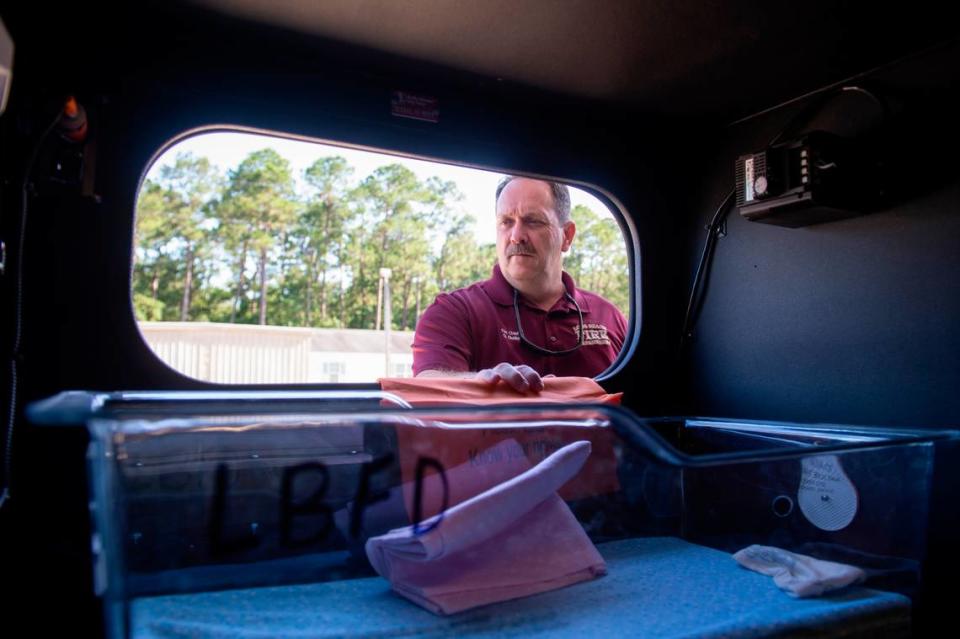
[735,130,885,227]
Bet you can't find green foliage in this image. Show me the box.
[566,204,630,317]
[220,149,298,324]
[133,292,165,321]
[133,148,631,331]
[134,152,222,321]
[436,214,495,291]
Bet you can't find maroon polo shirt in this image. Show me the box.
[413,265,627,377]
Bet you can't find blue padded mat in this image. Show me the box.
[131,537,910,638]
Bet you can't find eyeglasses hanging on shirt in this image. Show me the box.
[513,288,584,356]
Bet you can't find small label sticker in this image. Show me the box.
[391,91,439,123]
[798,454,858,532]
[744,157,755,202]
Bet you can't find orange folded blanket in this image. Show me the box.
[379,375,622,407]
[380,375,621,507]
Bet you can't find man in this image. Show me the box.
[413,176,627,392]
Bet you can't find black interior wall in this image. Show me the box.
[0,6,694,634]
[4,3,958,636]
[681,42,960,428]
[0,3,694,413]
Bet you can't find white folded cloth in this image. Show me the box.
[365,440,607,614]
[734,544,866,597]
[337,437,534,541]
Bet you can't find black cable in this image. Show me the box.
[767,85,887,148]
[680,189,735,347]
[0,107,63,511]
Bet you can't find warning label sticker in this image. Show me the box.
[391,91,439,123]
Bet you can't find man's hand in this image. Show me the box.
[476,362,544,393]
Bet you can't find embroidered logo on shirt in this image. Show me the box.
[500,328,520,342]
[574,323,611,346]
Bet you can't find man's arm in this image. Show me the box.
[417,363,544,393]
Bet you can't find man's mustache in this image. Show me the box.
[506,245,535,257]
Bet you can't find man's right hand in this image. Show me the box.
[476,362,544,393]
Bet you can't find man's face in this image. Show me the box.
[496,179,575,292]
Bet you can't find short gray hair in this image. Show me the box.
[495,176,571,225]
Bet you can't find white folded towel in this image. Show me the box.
[365,440,607,614]
[734,544,866,597]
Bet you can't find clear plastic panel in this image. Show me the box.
[45,394,954,638]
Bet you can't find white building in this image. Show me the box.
[138,322,415,384]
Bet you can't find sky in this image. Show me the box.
[145,131,614,246]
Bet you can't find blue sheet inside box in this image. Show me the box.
[28,391,960,638]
